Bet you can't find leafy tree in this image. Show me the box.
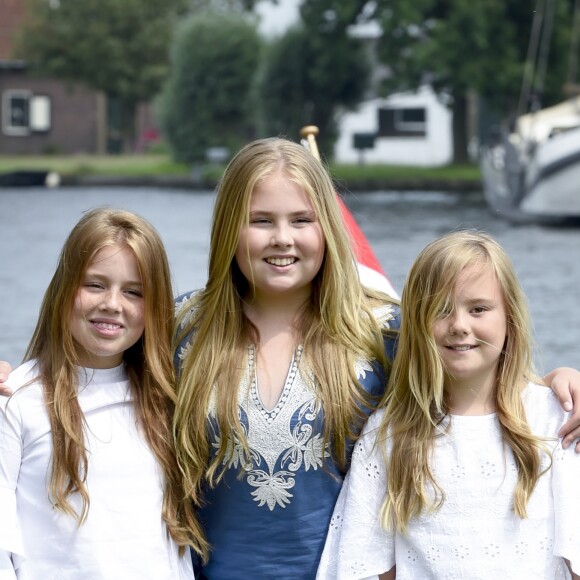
[371,0,576,162]
[157,11,262,163]
[258,1,372,156]
[18,0,186,150]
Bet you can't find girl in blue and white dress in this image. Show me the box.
[172,138,400,579]
[317,230,579,579]
[0,208,204,579]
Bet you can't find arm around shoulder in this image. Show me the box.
[544,367,580,452]
[0,362,14,396]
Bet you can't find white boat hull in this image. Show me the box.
[481,114,580,225]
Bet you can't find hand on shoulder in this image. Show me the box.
[0,361,14,396]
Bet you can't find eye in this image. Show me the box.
[250,217,271,224]
[84,281,104,290]
[125,288,143,298]
[471,305,488,314]
[436,305,452,319]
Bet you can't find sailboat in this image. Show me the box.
[480,0,580,225]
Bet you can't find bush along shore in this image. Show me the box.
[0,155,483,193]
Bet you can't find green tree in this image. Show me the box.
[258,1,371,156]
[157,11,262,163]
[18,0,186,150]
[372,0,576,162]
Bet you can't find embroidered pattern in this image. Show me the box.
[213,344,331,511]
[176,296,397,512]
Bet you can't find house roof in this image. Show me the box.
[0,0,26,61]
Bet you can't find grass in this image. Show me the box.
[330,163,481,181]
[0,153,482,182]
[0,154,190,176]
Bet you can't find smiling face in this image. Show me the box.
[432,262,507,393]
[70,243,145,369]
[234,169,325,303]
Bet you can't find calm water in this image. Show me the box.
[0,186,578,373]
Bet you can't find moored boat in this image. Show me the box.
[480,0,580,225]
[480,95,580,225]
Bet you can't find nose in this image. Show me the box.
[270,222,293,247]
[448,311,468,335]
[100,288,122,312]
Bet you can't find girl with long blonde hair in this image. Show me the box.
[317,230,579,579]
[0,207,204,578]
[173,137,400,578]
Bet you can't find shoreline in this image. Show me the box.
[59,174,483,193]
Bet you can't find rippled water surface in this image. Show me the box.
[1,186,578,372]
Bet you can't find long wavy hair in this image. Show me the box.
[174,137,395,509]
[379,230,547,532]
[24,207,207,558]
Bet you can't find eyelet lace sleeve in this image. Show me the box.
[317,409,394,580]
[552,439,580,574]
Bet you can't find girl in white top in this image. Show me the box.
[0,208,204,579]
[317,230,579,580]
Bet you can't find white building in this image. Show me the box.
[334,86,453,166]
[255,0,453,166]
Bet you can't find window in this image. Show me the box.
[378,106,427,137]
[2,90,51,136]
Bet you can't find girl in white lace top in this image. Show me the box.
[317,230,580,580]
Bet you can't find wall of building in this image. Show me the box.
[0,0,26,60]
[334,86,453,166]
[0,71,103,154]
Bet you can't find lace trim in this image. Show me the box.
[248,343,304,424]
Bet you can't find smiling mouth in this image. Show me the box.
[266,257,296,266]
[92,321,122,331]
[446,345,477,351]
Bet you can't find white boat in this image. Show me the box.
[480,0,580,225]
[480,94,580,225]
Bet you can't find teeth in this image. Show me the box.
[94,322,121,330]
[450,345,474,351]
[267,257,295,266]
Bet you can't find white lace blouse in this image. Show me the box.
[317,383,579,580]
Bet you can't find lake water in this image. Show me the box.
[0,186,578,373]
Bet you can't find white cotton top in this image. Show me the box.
[317,383,579,580]
[0,360,194,580]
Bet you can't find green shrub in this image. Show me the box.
[157,11,262,164]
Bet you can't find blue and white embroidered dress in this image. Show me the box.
[175,292,399,579]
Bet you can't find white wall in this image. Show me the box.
[334,86,453,166]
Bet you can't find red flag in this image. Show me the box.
[299,127,398,298]
[337,196,399,298]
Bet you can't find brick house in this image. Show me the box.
[0,0,141,155]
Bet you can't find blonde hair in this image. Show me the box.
[379,229,546,532]
[24,207,207,558]
[174,137,395,510]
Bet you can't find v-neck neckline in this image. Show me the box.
[248,343,304,423]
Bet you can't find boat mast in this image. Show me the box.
[565,0,580,97]
[517,0,556,120]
